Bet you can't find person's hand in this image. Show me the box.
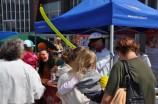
[100,76,109,89]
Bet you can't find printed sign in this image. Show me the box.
[72,34,90,48]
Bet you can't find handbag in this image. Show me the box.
[110,88,126,104]
[123,61,145,104]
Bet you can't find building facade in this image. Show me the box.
[139,0,158,9]
[0,0,34,33]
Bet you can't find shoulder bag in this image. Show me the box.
[123,60,145,104]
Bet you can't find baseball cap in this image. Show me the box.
[89,32,103,39]
[24,40,35,47]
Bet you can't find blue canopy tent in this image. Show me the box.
[35,0,158,32]
[35,0,158,65]
[0,31,18,40]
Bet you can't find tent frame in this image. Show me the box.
[110,25,114,68]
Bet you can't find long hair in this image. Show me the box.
[0,38,24,61]
[61,47,85,64]
[38,49,54,75]
[55,37,61,45]
[72,49,97,78]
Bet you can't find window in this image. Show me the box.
[25,20,29,28]
[157,1,158,9]
[21,11,24,19]
[3,3,6,11]
[3,12,6,20]
[11,3,15,11]
[49,11,61,18]
[25,4,28,11]
[0,7,2,17]
[148,0,157,9]
[43,1,61,18]
[16,4,19,12]
[21,21,24,28]
[17,28,20,32]
[21,28,24,32]
[12,11,15,19]
[11,21,16,30]
[139,0,145,4]
[20,4,24,11]
[16,21,20,28]
[16,12,19,19]
[25,11,29,19]
[70,0,83,8]
[8,12,11,19]
[139,0,157,9]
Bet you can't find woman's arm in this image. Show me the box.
[101,94,113,104]
[101,62,123,104]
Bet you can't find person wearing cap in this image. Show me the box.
[22,40,38,69]
[89,32,111,76]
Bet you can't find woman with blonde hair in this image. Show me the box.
[57,47,85,77]
[54,37,64,57]
[58,48,103,103]
[101,37,156,104]
[57,47,93,104]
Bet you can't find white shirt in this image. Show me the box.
[96,48,111,76]
[0,59,45,104]
[139,53,151,67]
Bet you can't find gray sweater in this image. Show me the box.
[77,68,101,94]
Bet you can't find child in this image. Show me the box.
[57,47,89,104]
[22,40,38,69]
[57,47,85,77]
[58,49,104,103]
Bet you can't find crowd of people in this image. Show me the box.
[0,33,156,104]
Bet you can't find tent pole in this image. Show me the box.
[35,33,37,53]
[110,25,114,68]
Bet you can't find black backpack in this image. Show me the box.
[123,61,145,104]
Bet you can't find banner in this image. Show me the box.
[72,34,90,48]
